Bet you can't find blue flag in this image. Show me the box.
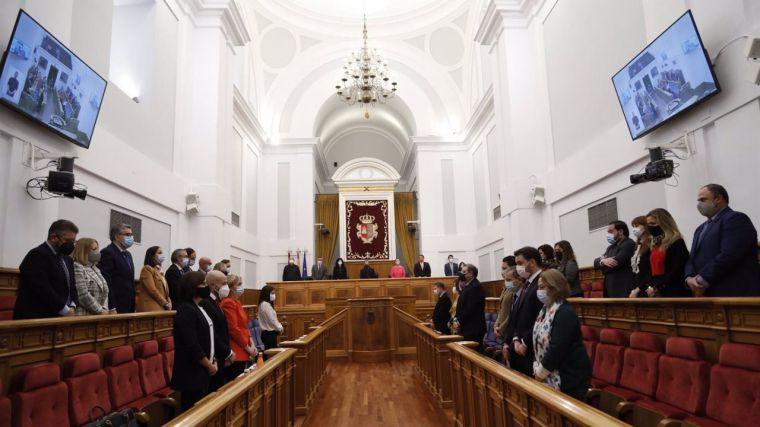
[302,252,308,278]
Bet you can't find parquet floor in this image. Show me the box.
[300,360,452,427]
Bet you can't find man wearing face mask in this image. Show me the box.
[14,220,80,319]
[593,220,636,298]
[99,224,136,313]
[166,248,188,305]
[455,264,486,350]
[431,282,452,334]
[504,247,544,376]
[494,257,518,341]
[198,256,213,273]
[183,248,196,273]
[199,270,235,392]
[444,255,458,276]
[282,258,302,281]
[685,184,760,297]
[311,257,328,280]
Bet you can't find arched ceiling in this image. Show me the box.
[287,0,441,20]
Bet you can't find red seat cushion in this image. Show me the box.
[636,398,689,419]
[652,338,710,416]
[63,353,112,427]
[602,385,648,402]
[0,296,14,320]
[592,329,627,386]
[581,326,599,363]
[160,337,175,383]
[682,414,730,427]
[104,346,157,410]
[136,341,170,396]
[702,343,760,426]
[11,363,70,427]
[617,332,663,398]
[0,379,10,427]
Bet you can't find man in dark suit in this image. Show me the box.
[444,254,458,276]
[200,271,235,392]
[686,184,760,297]
[98,224,136,313]
[182,247,196,273]
[282,258,302,281]
[14,220,80,319]
[594,220,636,298]
[504,247,543,376]
[414,254,432,277]
[166,248,188,305]
[455,264,486,349]
[431,282,452,334]
[311,257,328,280]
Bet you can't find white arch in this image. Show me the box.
[332,157,401,188]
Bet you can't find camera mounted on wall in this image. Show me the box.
[26,152,87,200]
[629,147,674,185]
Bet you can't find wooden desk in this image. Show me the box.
[344,260,396,279]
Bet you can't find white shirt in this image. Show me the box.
[198,305,215,362]
[258,301,284,333]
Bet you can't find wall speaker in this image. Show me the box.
[186,193,200,214]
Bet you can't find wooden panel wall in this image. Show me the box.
[0,268,19,297]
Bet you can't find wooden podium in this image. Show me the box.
[347,298,392,363]
[344,260,397,279]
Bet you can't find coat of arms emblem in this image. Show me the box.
[356,213,378,244]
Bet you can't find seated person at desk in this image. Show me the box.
[360,260,378,279]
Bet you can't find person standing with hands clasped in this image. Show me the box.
[171,272,218,411]
[220,275,258,381]
[532,270,592,401]
[258,285,284,353]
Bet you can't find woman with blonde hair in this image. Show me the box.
[532,269,591,401]
[632,208,690,297]
[220,274,258,381]
[72,238,111,315]
[136,246,172,312]
[629,215,652,298]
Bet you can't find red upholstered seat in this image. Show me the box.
[0,296,15,320]
[590,280,604,298]
[11,363,70,427]
[590,328,626,389]
[581,282,592,298]
[63,353,112,427]
[636,337,710,419]
[0,380,11,427]
[604,332,663,402]
[104,345,159,411]
[684,343,760,427]
[136,340,172,398]
[581,325,599,363]
[159,336,174,384]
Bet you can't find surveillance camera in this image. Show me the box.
[407,223,417,232]
[43,157,87,200]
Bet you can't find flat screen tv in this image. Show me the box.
[612,10,720,140]
[0,10,107,148]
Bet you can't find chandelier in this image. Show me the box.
[335,15,398,119]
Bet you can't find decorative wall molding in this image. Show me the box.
[331,157,401,189]
[232,86,266,151]
[474,0,547,45]
[180,0,252,46]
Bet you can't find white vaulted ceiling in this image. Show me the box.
[249,0,485,177]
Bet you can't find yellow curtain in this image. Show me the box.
[394,192,417,274]
[315,194,339,267]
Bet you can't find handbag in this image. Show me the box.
[86,406,139,427]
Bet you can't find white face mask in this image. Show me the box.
[270,293,276,302]
[235,286,244,296]
[219,285,230,298]
[516,264,530,279]
[537,289,550,305]
[337,261,343,266]
[505,281,514,290]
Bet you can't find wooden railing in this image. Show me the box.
[0,267,19,296]
[447,342,628,427]
[164,348,297,427]
[0,311,174,394]
[394,307,462,408]
[571,297,760,363]
[279,308,347,415]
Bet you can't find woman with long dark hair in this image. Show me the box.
[554,241,581,297]
[257,285,283,350]
[332,257,348,279]
[136,246,171,312]
[629,215,653,298]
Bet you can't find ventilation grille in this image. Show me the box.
[492,205,501,221]
[588,198,618,231]
[231,212,240,227]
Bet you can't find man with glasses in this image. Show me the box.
[14,219,80,319]
[99,223,136,313]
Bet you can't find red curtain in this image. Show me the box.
[345,200,389,260]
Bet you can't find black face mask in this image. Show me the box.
[58,241,75,256]
[195,286,211,299]
[555,251,563,261]
[457,272,466,281]
[648,225,664,237]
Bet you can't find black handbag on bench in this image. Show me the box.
[86,406,139,427]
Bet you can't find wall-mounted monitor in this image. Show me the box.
[612,10,720,140]
[0,10,107,149]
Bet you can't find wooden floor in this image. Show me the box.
[299,360,452,427]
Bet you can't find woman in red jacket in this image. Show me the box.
[220,274,258,381]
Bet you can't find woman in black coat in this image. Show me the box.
[332,257,348,279]
[171,271,219,411]
[532,269,592,401]
[641,208,690,297]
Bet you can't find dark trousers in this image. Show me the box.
[208,369,225,393]
[224,361,248,383]
[180,387,207,412]
[562,382,590,402]
[261,330,279,350]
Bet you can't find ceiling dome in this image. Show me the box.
[286,0,441,20]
